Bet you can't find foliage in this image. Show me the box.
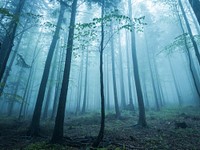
[2,92,23,103]
[158,33,200,55]
[0,7,20,22]
[0,8,15,18]
[73,9,146,52]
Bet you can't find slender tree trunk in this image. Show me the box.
[18,31,42,120]
[125,31,134,110]
[177,4,200,104]
[0,0,26,82]
[51,0,78,142]
[82,48,89,114]
[118,32,126,109]
[75,50,84,115]
[42,56,57,120]
[186,1,200,34]
[0,25,24,97]
[128,0,147,127]
[168,57,182,106]
[106,52,110,110]
[188,0,200,26]
[141,73,149,109]
[92,0,105,146]
[28,4,65,136]
[51,42,65,120]
[110,22,121,118]
[179,0,200,66]
[144,34,160,111]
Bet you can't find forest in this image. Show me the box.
[0,0,200,149]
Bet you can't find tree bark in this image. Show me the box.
[177,2,200,104]
[125,31,134,110]
[28,4,65,136]
[110,22,121,118]
[82,48,89,114]
[92,0,105,146]
[51,0,78,142]
[0,0,26,82]
[118,32,126,109]
[179,0,200,66]
[189,0,200,26]
[128,0,147,127]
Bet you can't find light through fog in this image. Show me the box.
[0,0,200,149]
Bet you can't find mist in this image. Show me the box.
[0,0,200,149]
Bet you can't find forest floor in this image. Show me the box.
[0,106,200,150]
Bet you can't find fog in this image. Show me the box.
[0,0,200,149]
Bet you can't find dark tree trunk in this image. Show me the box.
[0,0,26,82]
[177,2,200,104]
[179,0,200,66]
[18,32,42,120]
[28,4,65,136]
[128,0,147,127]
[92,0,105,147]
[189,0,200,26]
[0,24,25,97]
[51,44,65,120]
[51,0,78,143]
[186,2,200,34]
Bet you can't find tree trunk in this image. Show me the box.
[110,22,121,118]
[82,48,89,114]
[51,0,78,143]
[168,57,182,106]
[144,34,160,111]
[42,54,57,120]
[0,23,25,97]
[177,3,200,104]
[75,50,84,115]
[125,31,134,110]
[0,0,26,82]
[92,0,105,146]
[189,0,200,26]
[18,31,42,120]
[106,51,110,110]
[179,0,200,66]
[51,42,65,120]
[128,0,147,127]
[28,4,65,136]
[118,32,126,109]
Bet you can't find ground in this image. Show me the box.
[0,106,200,150]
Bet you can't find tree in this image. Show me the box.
[176,4,200,103]
[128,0,147,127]
[0,0,26,83]
[178,0,200,66]
[189,0,200,26]
[28,3,66,136]
[92,0,105,147]
[125,31,134,110]
[118,32,126,109]
[51,0,78,143]
[110,22,121,118]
